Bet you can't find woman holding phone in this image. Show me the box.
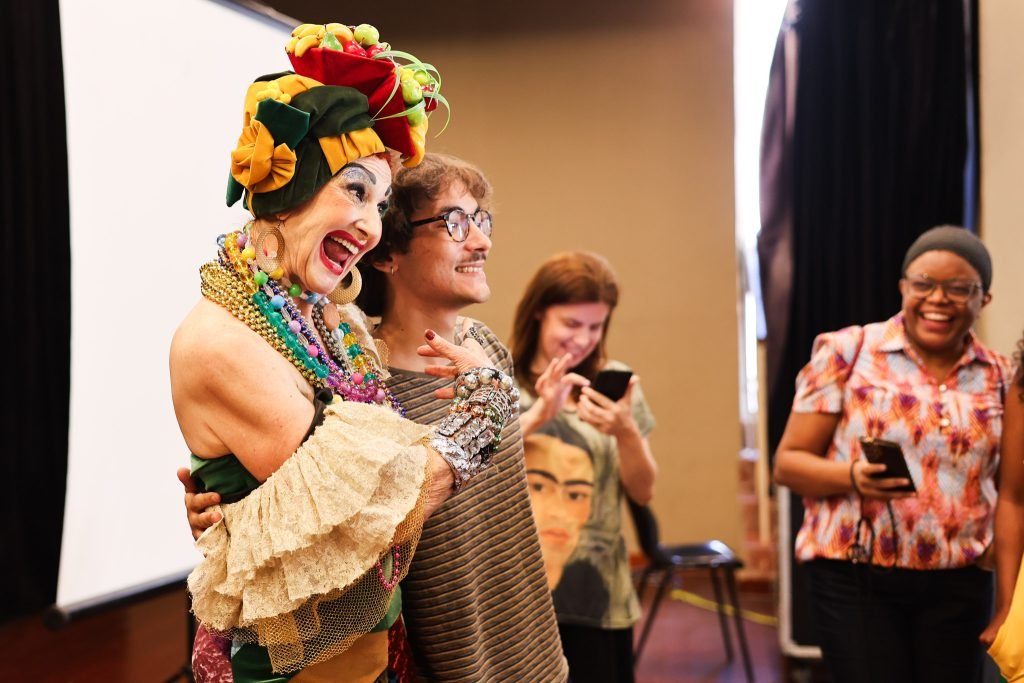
[511,250,657,683]
[773,226,1012,683]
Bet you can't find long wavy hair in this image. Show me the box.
[510,251,619,388]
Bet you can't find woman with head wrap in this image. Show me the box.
[169,22,517,683]
[773,225,1012,682]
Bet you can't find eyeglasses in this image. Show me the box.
[409,208,493,242]
[903,274,982,303]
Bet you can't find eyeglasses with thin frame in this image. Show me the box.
[409,208,493,242]
[903,274,983,304]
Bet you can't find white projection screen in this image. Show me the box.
[55,0,293,615]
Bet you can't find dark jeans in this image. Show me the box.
[805,558,993,683]
[559,623,635,683]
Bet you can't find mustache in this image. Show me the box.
[461,253,487,264]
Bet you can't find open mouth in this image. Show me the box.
[321,232,362,275]
[455,263,485,274]
[918,310,955,333]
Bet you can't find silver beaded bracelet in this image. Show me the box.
[432,367,520,492]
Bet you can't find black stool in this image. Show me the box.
[628,500,754,683]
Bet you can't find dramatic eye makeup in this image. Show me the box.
[339,164,376,204]
[338,163,392,214]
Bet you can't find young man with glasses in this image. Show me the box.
[354,153,566,680]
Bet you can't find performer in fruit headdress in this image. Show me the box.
[170,21,512,683]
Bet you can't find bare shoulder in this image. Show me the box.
[170,298,314,461]
[171,300,258,384]
[170,299,284,409]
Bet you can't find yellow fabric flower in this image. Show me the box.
[230,120,297,194]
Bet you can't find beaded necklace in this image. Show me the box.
[200,229,403,414]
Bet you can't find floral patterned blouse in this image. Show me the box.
[792,314,1012,569]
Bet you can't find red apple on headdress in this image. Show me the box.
[343,40,368,58]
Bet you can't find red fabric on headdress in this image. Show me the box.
[289,48,415,159]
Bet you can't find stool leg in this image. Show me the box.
[635,566,653,606]
[724,565,755,683]
[634,568,673,665]
[708,565,735,662]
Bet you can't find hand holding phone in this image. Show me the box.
[857,437,916,495]
[579,368,636,436]
[591,369,633,402]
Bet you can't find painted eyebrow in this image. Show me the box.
[341,163,375,184]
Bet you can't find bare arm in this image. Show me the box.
[982,388,1024,646]
[773,412,913,499]
[615,431,657,506]
[171,310,316,481]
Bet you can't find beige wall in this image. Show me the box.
[977,3,1024,359]
[387,1,742,551]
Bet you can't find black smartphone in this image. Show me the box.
[859,437,916,493]
[591,369,633,402]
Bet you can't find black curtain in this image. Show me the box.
[0,0,71,621]
[759,0,977,650]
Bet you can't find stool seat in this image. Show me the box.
[657,540,740,568]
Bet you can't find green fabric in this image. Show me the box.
[228,592,401,682]
[298,86,375,138]
[371,585,402,632]
[190,453,260,499]
[231,643,297,683]
[256,97,310,150]
[226,172,245,210]
[229,76,376,218]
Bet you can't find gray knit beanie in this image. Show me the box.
[901,225,992,291]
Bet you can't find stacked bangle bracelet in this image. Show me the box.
[431,367,520,492]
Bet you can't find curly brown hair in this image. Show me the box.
[356,153,493,316]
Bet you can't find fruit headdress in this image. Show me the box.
[227,21,447,218]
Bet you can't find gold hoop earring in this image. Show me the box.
[327,267,362,306]
[254,221,286,278]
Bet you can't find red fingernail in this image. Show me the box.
[425,329,435,340]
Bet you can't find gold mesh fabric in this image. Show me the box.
[230,483,427,673]
[188,401,432,673]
